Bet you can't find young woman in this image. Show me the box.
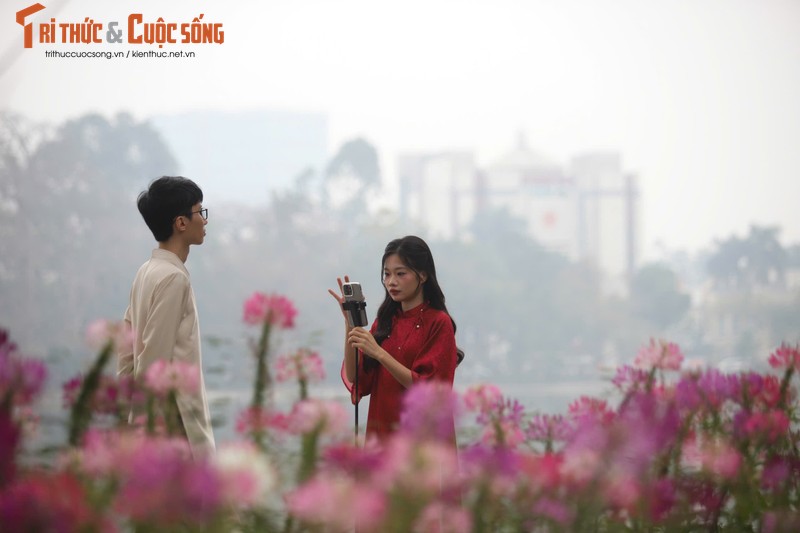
[329,235,462,440]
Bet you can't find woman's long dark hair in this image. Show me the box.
[366,235,463,370]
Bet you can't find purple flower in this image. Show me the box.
[761,456,791,491]
[696,369,740,409]
[114,436,222,526]
[0,330,47,407]
[612,365,651,393]
[400,381,459,442]
[675,376,702,412]
[527,413,572,443]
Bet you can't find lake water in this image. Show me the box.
[26,378,614,454]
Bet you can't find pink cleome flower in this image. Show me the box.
[243,292,297,329]
[568,396,615,424]
[287,399,349,437]
[84,319,134,353]
[633,338,684,371]
[275,348,325,384]
[286,473,387,533]
[144,360,200,397]
[400,381,459,442]
[527,413,572,443]
[213,441,278,508]
[734,409,790,444]
[235,406,290,436]
[768,343,800,372]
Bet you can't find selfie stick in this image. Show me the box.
[342,299,367,442]
[354,348,359,440]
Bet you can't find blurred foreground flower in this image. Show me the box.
[275,348,325,400]
[243,292,297,329]
[144,359,200,397]
[84,318,133,353]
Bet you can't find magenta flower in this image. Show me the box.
[400,381,459,442]
[646,478,677,523]
[463,383,503,414]
[603,472,642,512]
[469,395,525,448]
[459,445,521,484]
[568,396,615,424]
[733,409,790,444]
[696,369,740,409]
[112,436,222,526]
[768,343,800,372]
[761,456,792,491]
[286,399,348,437]
[527,413,572,444]
[213,442,277,508]
[674,375,703,412]
[633,338,684,371]
[71,432,205,517]
[0,330,47,407]
[322,441,385,476]
[0,471,103,532]
[372,436,461,496]
[144,360,200,396]
[740,372,784,409]
[611,365,651,393]
[286,473,387,532]
[682,436,741,480]
[243,292,297,328]
[275,348,325,384]
[532,497,573,526]
[413,501,472,533]
[62,374,138,416]
[763,511,800,533]
[235,406,289,436]
[84,318,134,353]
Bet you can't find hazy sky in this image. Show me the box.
[2,0,799,259]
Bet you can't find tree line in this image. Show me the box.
[1,111,797,389]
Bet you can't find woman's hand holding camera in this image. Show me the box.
[328,276,351,326]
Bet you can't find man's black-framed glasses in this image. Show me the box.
[191,208,208,220]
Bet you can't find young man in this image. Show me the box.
[118,176,215,456]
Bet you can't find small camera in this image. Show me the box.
[342,282,368,327]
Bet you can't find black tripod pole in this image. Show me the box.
[354,348,359,443]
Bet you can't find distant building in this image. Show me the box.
[152,109,328,205]
[398,134,640,294]
[398,151,477,241]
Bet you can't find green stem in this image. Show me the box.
[299,378,308,401]
[297,429,320,483]
[251,322,272,410]
[68,340,113,446]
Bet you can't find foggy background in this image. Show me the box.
[1,0,799,442]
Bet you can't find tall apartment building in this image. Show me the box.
[398,135,640,294]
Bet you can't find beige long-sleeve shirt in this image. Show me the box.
[118,248,216,456]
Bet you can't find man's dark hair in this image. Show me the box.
[137,176,203,242]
